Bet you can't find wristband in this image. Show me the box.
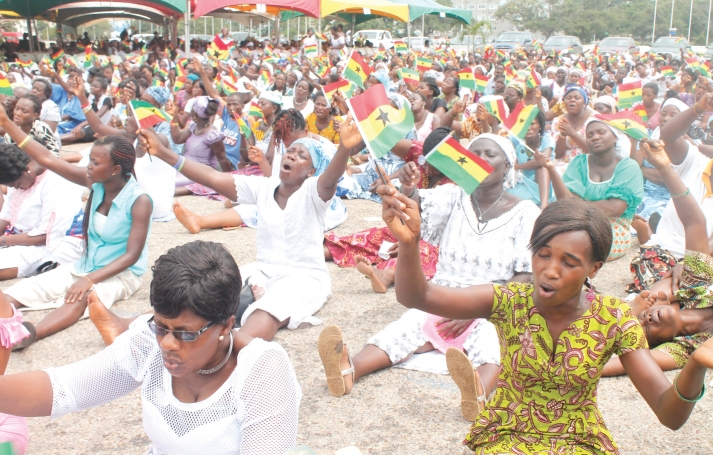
[80,103,90,109]
[177,157,187,172]
[172,155,186,171]
[84,276,94,287]
[17,136,32,150]
[82,104,93,114]
[671,188,691,199]
[673,373,705,403]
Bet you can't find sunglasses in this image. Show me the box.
[147,316,215,342]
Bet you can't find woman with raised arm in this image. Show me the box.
[379,185,713,453]
[137,112,360,341]
[0,103,152,347]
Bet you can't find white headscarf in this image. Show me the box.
[585,118,632,158]
[660,97,689,114]
[467,133,517,189]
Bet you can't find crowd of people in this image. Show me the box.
[0,24,712,454]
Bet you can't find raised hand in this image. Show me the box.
[557,117,574,137]
[338,113,362,150]
[247,146,264,164]
[533,150,553,169]
[640,139,670,170]
[695,92,713,114]
[138,128,170,161]
[376,176,420,244]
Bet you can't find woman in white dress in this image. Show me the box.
[317,134,541,422]
[0,241,302,455]
[0,144,84,281]
[137,112,362,341]
[282,79,314,118]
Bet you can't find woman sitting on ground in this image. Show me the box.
[60,76,113,145]
[0,241,302,455]
[379,189,713,453]
[48,68,86,137]
[632,82,661,130]
[538,117,644,260]
[305,92,341,145]
[323,127,455,293]
[282,79,314,118]
[551,84,592,173]
[0,104,152,348]
[171,96,232,194]
[411,92,436,143]
[4,95,60,157]
[0,145,84,282]
[604,140,713,375]
[30,78,60,134]
[137,111,359,342]
[318,134,540,424]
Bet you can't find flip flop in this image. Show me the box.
[318,325,353,397]
[446,347,486,422]
[12,322,36,352]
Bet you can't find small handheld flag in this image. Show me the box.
[661,65,675,77]
[129,100,172,130]
[593,111,649,140]
[394,40,408,53]
[248,101,264,119]
[343,51,372,89]
[304,44,318,58]
[0,74,13,96]
[474,73,489,94]
[425,134,494,194]
[416,57,432,72]
[617,80,643,109]
[456,68,476,91]
[397,68,420,86]
[502,103,540,140]
[323,79,357,103]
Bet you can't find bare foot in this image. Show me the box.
[173,201,203,234]
[632,215,653,245]
[88,292,132,345]
[629,290,654,315]
[355,255,389,293]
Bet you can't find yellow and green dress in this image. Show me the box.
[465,282,647,454]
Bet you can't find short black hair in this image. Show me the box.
[421,77,440,97]
[529,199,612,263]
[643,81,659,96]
[150,241,241,324]
[33,78,52,98]
[0,144,30,184]
[423,127,451,155]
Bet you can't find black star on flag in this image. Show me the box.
[376,108,390,127]
[354,66,361,74]
[622,120,631,128]
[457,156,467,165]
[214,51,221,58]
[630,91,636,96]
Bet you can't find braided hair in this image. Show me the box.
[21,94,42,116]
[273,108,306,146]
[81,135,137,251]
[0,144,30,185]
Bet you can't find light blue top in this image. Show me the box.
[510,133,555,181]
[74,177,152,276]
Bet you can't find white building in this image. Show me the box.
[455,0,519,39]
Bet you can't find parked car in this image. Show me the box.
[449,35,484,53]
[405,37,425,52]
[705,44,713,60]
[649,36,690,56]
[231,32,250,43]
[598,36,638,54]
[491,31,535,51]
[543,35,583,53]
[353,30,393,49]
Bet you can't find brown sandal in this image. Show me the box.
[318,325,354,397]
[446,347,486,422]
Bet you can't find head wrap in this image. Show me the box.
[375,62,389,72]
[186,73,200,82]
[660,97,688,114]
[193,96,216,119]
[556,66,569,75]
[387,92,411,110]
[423,70,440,80]
[259,90,283,106]
[467,133,517,189]
[563,84,589,106]
[144,86,170,106]
[294,137,330,176]
[291,70,303,83]
[506,81,525,96]
[593,95,617,113]
[474,65,487,75]
[585,117,632,158]
[372,69,392,92]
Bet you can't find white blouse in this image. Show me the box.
[46,315,302,455]
[0,171,84,251]
[420,185,541,287]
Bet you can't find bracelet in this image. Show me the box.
[170,122,179,127]
[80,103,90,109]
[407,187,418,199]
[17,136,32,150]
[671,188,691,199]
[84,276,94,287]
[82,105,93,114]
[177,156,187,172]
[673,373,705,403]
[172,155,185,171]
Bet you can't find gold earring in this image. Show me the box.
[219,335,225,341]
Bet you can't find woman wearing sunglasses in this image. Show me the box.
[0,241,302,455]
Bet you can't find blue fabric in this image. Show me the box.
[144,86,171,105]
[74,177,153,276]
[52,84,86,134]
[294,137,330,176]
[154,121,184,156]
[220,105,242,167]
[636,159,671,220]
[563,84,589,106]
[507,133,555,206]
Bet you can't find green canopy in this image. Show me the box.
[390,0,471,24]
[0,0,186,17]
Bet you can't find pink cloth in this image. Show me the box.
[422,314,478,354]
[0,306,29,349]
[0,413,29,455]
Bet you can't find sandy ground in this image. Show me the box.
[4,187,713,454]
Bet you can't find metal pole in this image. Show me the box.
[297,16,300,37]
[184,0,190,58]
[139,21,142,34]
[688,0,694,41]
[652,0,658,44]
[708,0,713,46]
[670,0,675,30]
[250,18,253,37]
[212,17,215,35]
[421,14,425,37]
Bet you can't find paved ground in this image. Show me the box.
[5,188,713,454]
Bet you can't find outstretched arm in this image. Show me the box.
[377,182,495,320]
[70,74,131,140]
[317,113,361,201]
[139,128,238,201]
[0,104,88,187]
[661,92,713,165]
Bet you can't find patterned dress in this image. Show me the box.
[465,282,647,454]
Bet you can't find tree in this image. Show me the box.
[495,0,563,38]
[459,20,491,52]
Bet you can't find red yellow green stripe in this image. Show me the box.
[343,51,372,89]
[426,135,494,194]
[502,103,539,139]
[129,100,171,129]
[593,111,649,141]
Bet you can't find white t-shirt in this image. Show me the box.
[303,35,318,49]
[46,315,301,455]
[133,153,176,222]
[649,142,713,258]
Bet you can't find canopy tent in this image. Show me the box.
[0,0,185,17]
[320,0,409,22]
[199,7,276,28]
[37,2,177,28]
[390,0,471,24]
[193,0,320,19]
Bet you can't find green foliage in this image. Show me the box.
[459,20,492,51]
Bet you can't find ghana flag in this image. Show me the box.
[526,67,541,89]
[661,65,675,77]
[304,44,318,58]
[343,51,372,89]
[398,68,420,86]
[173,76,187,93]
[425,135,494,194]
[394,40,408,53]
[416,57,432,72]
[475,73,489,93]
[347,84,414,159]
[633,105,649,123]
[457,68,476,90]
[699,61,712,78]
[617,80,642,109]
[248,101,263,119]
[593,111,649,141]
[129,100,172,129]
[480,96,508,123]
[234,114,252,138]
[324,78,357,104]
[16,58,32,68]
[502,103,540,140]
[50,49,64,62]
[209,38,230,60]
[0,74,11,96]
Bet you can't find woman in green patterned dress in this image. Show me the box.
[375,171,713,454]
